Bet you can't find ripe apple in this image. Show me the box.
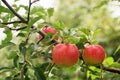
[42,25,57,34]
[41,25,58,41]
[82,45,105,66]
[52,43,80,67]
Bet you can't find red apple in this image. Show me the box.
[42,25,57,34]
[42,26,58,40]
[52,43,80,67]
[82,45,105,66]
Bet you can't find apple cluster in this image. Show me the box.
[39,26,105,67]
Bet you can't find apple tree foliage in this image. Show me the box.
[0,0,120,80]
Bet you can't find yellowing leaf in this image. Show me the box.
[103,57,114,67]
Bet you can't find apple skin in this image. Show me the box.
[42,26,57,34]
[52,43,80,67]
[82,45,105,66]
[42,26,58,40]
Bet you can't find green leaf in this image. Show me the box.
[31,7,46,18]
[26,68,35,79]
[91,29,100,40]
[103,57,114,67]
[7,51,17,59]
[19,41,26,55]
[28,17,42,27]
[64,35,79,44]
[13,23,19,28]
[114,45,120,55]
[0,42,15,49]
[2,29,12,43]
[87,66,101,80]
[5,76,13,80]
[109,62,120,69]
[40,62,49,72]
[76,40,85,49]
[13,55,19,67]
[19,5,28,10]
[0,67,14,76]
[17,33,26,37]
[25,75,30,80]
[0,67,14,71]
[26,43,35,56]
[42,22,53,26]
[80,28,90,35]
[0,5,11,13]
[94,0,108,9]
[34,66,46,80]
[47,8,54,17]
[54,20,65,30]
[42,33,55,44]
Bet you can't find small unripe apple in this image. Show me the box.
[82,45,105,66]
[52,43,80,67]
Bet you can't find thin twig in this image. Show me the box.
[97,65,120,74]
[26,32,31,43]
[20,32,31,80]
[27,0,31,22]
[4,25,36,31]
[47,63,55,77]
[6,26,27,31]
[37,31,45,44]
[1,21,23,24]
[31,0,40,4]
[27,0,40,22]
[20,59,27,80]
[1,0,27,23]
[37,30,59,44]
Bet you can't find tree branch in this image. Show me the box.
[6,26,27,31]
[37,31,45,44]
[3,25,36,31]
[20,59,27,80]
[27,0,31,22]
[31,0,40,4]
[1,0,40,27]
[1,0,27,23]
[1,21,23,25]
[1,1,40,80]
[26,32,31,43]
[27,0,40,22]
[97,65,120,74]
[37,30,59,44]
